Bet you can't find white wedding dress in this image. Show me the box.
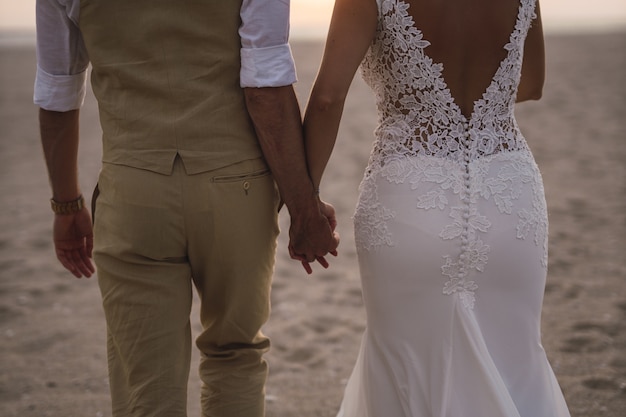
[338,0,571,416]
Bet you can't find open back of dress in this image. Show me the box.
[339,1,572,415]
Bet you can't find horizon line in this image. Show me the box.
[1,22,625,47]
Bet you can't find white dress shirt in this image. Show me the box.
[34,0,297,111]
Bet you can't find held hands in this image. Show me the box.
[53,207,95,278]
[288,198,340,274]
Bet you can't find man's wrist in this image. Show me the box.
[50,195,84,215]
[284,187,320,215]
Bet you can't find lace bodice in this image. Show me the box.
[354,0,547,309]
[361,0,538,169]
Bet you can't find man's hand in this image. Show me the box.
[39,108,93,277]
[53,207,95,278]
[244,86,341,274]
[288,199,340,274]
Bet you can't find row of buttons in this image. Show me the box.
[458,122,472,279]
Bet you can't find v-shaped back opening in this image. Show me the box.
[402,0,523,120]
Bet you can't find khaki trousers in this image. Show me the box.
[93,157,280,417]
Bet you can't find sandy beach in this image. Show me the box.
[1,31,625,417]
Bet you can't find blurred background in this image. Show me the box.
[1,1,624,417]
[1,0,626,41]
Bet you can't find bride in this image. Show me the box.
[302,0,571,415]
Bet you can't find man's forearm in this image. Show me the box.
[244,85,339,268]
[39,108,95,278]
[39,108,82,201]
[243,85,318,213]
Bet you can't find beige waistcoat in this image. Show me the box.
[79,0,261,175]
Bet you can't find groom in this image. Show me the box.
[35,0,339,416]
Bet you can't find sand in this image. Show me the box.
[0,31,624,417]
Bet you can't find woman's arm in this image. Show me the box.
[517,0,545,102]
[303,0,378,189]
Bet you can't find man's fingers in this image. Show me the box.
[79,245,96,275]
[69,246,93,277]
[77,254,94,277]
[56,247,94,278]
[57,250,82,278]
[289,245,308,262]
[86,235,94,257]
[316,256,329,269]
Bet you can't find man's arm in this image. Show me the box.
[244,86,339,273]
[36,0,93,278]
[39,108,94,278]
[240,0,339,273]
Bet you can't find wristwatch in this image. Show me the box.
[50,195,85,215]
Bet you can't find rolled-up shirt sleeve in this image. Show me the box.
[34,0,89,111]
[239,0,297,88]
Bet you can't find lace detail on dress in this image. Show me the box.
[355,0,544,308]
[360,152,548,308]
[361,0,538,167]
[354,173,395,251]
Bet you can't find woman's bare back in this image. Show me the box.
[406,0,542,116]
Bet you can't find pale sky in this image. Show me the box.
[1,0,625,37]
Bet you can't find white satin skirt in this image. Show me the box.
[338,151,570,417]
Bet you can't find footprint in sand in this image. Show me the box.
[572,321,619,336]
[560,335,609,354]
[561,320,615,354]
[284,347,315,363]
[582,377,621,391]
